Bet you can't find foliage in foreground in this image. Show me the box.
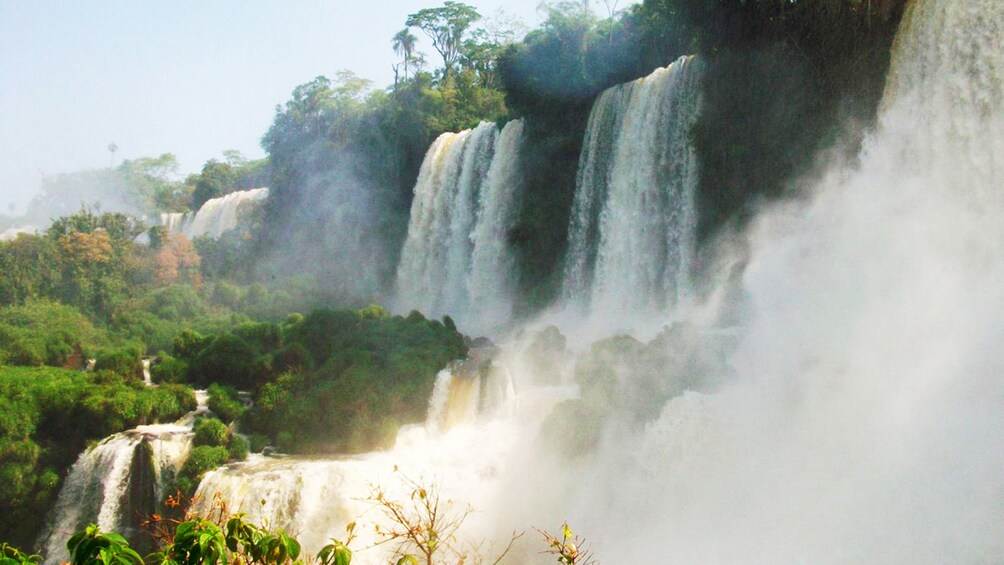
[0,542,40,565]
[14,473,548,565]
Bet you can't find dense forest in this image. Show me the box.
[0,0,911,560]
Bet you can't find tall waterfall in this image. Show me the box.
[396,120,524,336]
[563,56,702,323]
[515,2,1004,562]
[38,393,208,564]
[160,187,268,239]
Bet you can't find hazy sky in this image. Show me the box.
[0,1,636,214]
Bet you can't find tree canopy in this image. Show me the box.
[406,2,481,79]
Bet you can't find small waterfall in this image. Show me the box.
[426,348,517,434]
[160,212,191,234]
[38,393,208,564]
[141,359,152,387]
[563,57,702,323]
[160,187,268,240]
[425,369,456,434]
[396,120,524,336]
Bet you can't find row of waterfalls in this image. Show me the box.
[160,58,703,335]
[394,56,704,335]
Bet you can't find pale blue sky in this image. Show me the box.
[0,1,637,214]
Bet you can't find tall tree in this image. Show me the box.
[392,28,418,80]
[406,2,481,80]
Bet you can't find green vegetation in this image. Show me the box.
[66,525,143,565]
[166,306,467,454]
[0,542,40,565]
[206,383,246,424]
[0,475,537,564]
[0,300,107,367]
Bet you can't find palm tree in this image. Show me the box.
[392,28,417,80]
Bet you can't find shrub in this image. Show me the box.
[66,524,142,565]
[150,352,188,384]
[227,434,250,461]
[180,445,229,480]
[187,334,256,388]
[160,383,198,413]
[172,328,206,361]
[207,383,245,423]
[94,346,142,379]
[6,338,45,367]
[247,433,269,454]
[193,418,230,448]
[233,321,281,352]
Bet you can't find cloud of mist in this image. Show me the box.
[0,167,158,241]
[256,144,392,305]
[477,1,1004,561]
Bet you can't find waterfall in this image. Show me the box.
[521,3,1004,562]
[468,120,525,331]
[563,57,702,323]
[38,393,209,564]
[159,187,268,239]
[396,120,524,336]
[425,349,507,434]
[424,368,481,434]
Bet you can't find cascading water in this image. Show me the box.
[38,392,209,564]
[562,56,702,326]
[191,352,531,564]
[395,120,524,336]
[159,187,268,239]
[468,120,525,331]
